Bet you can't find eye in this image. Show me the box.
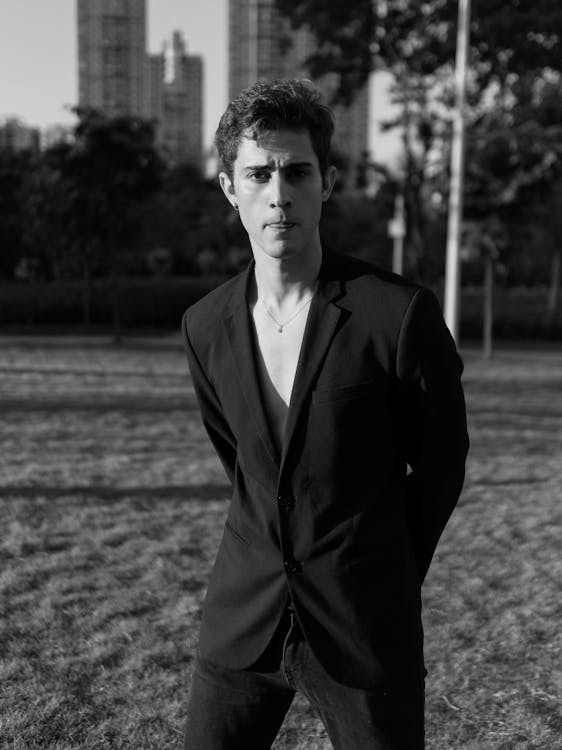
[248,170,270,182]
[288,167,311,180]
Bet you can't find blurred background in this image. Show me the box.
[1,0,561,347]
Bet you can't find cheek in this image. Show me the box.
[308,195,324,223]
[238,205,261,236]
[236,189,263,225]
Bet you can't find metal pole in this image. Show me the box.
[387,192,406,275]
[444,0,471,342]
[392,193,404,275]
[483,251,493,359]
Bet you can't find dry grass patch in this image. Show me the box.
[1,339,560,749]
[1,491,226,749]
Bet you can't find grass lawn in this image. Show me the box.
[1,336,561,749]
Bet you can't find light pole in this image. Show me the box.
[444,0,471,342]
[388,192,405,275]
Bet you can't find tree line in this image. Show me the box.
[0,109,242,284]
[1,0,562,324]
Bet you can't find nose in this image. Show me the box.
[268,173,291,208]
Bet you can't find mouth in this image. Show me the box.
[267,222,296,230]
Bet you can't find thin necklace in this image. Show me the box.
[260,292,314,333]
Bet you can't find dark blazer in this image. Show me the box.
[182,249,469,689]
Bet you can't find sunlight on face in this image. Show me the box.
[220,129,336,263]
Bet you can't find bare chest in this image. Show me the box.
[251,303,310,451]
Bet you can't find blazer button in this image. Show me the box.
[278,494,295,509]
[284,560,302,575]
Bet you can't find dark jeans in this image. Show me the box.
[183,606,425,749]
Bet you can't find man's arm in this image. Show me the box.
[396,288,470,582]
[182,311,238,486]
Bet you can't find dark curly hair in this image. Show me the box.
[215,79,335,180]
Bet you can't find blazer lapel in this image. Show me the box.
[281,256,344,471]
[223,252,346,477]
[223,264,280,470]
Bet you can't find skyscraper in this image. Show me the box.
[227,0,369,187]
[0,118,40,153]
[149,32,203,167]
[77,0,148,118]
[228,0,294,102]
[77,0,203,166]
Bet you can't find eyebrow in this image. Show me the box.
[243,161,315,172]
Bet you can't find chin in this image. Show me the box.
[263,243,299,260]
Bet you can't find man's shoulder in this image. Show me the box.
[183,268,246,337]
[325,250,423,309]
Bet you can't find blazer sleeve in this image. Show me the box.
[182,310,238,486]
[396,288,469,582]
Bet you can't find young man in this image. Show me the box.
[182,79,469,749]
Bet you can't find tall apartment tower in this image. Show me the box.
[77,1,203,166]
[228,0,369,187]
[228,0,293,101]
[0,118,40,153]
[77,0,148,117]
[149,32,203,168]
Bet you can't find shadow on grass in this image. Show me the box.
[0,483,231,500]
[467,477,549,487]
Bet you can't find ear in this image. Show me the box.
[321,165,337,202]
[219,171,237,209]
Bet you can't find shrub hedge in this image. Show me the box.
[456,286,562,341]
[0,277,560,340]
[0,276,228,331]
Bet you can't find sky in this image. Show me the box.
[0,0,400,160]
[0,0,228,148]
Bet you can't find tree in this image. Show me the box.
[508,76,562,321]
[24,109,164,337]
[139,163,230,274]
[275,1,562,105]
[461,217,508,357]
[444,71,562,352]
[527,178,562,324]
[0,149,37,279]
[276,0,562,286]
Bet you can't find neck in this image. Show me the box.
[253,247,322,306]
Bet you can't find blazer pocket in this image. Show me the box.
[224,519,250,546]
[312,377,383,405]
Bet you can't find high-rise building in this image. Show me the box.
[149,32,203,168]
[228,0,293,102]
[77,0,148,117]
[0,118,40,153]
[41,125,74,150]
[227,0,369,188]
[77,0,203,166]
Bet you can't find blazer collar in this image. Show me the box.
[281,252,345,471]
[223,250,346,472]
[223,265,278,467]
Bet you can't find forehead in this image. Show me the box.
[234,128,319,169]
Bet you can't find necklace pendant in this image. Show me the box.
[259,289,315,334]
